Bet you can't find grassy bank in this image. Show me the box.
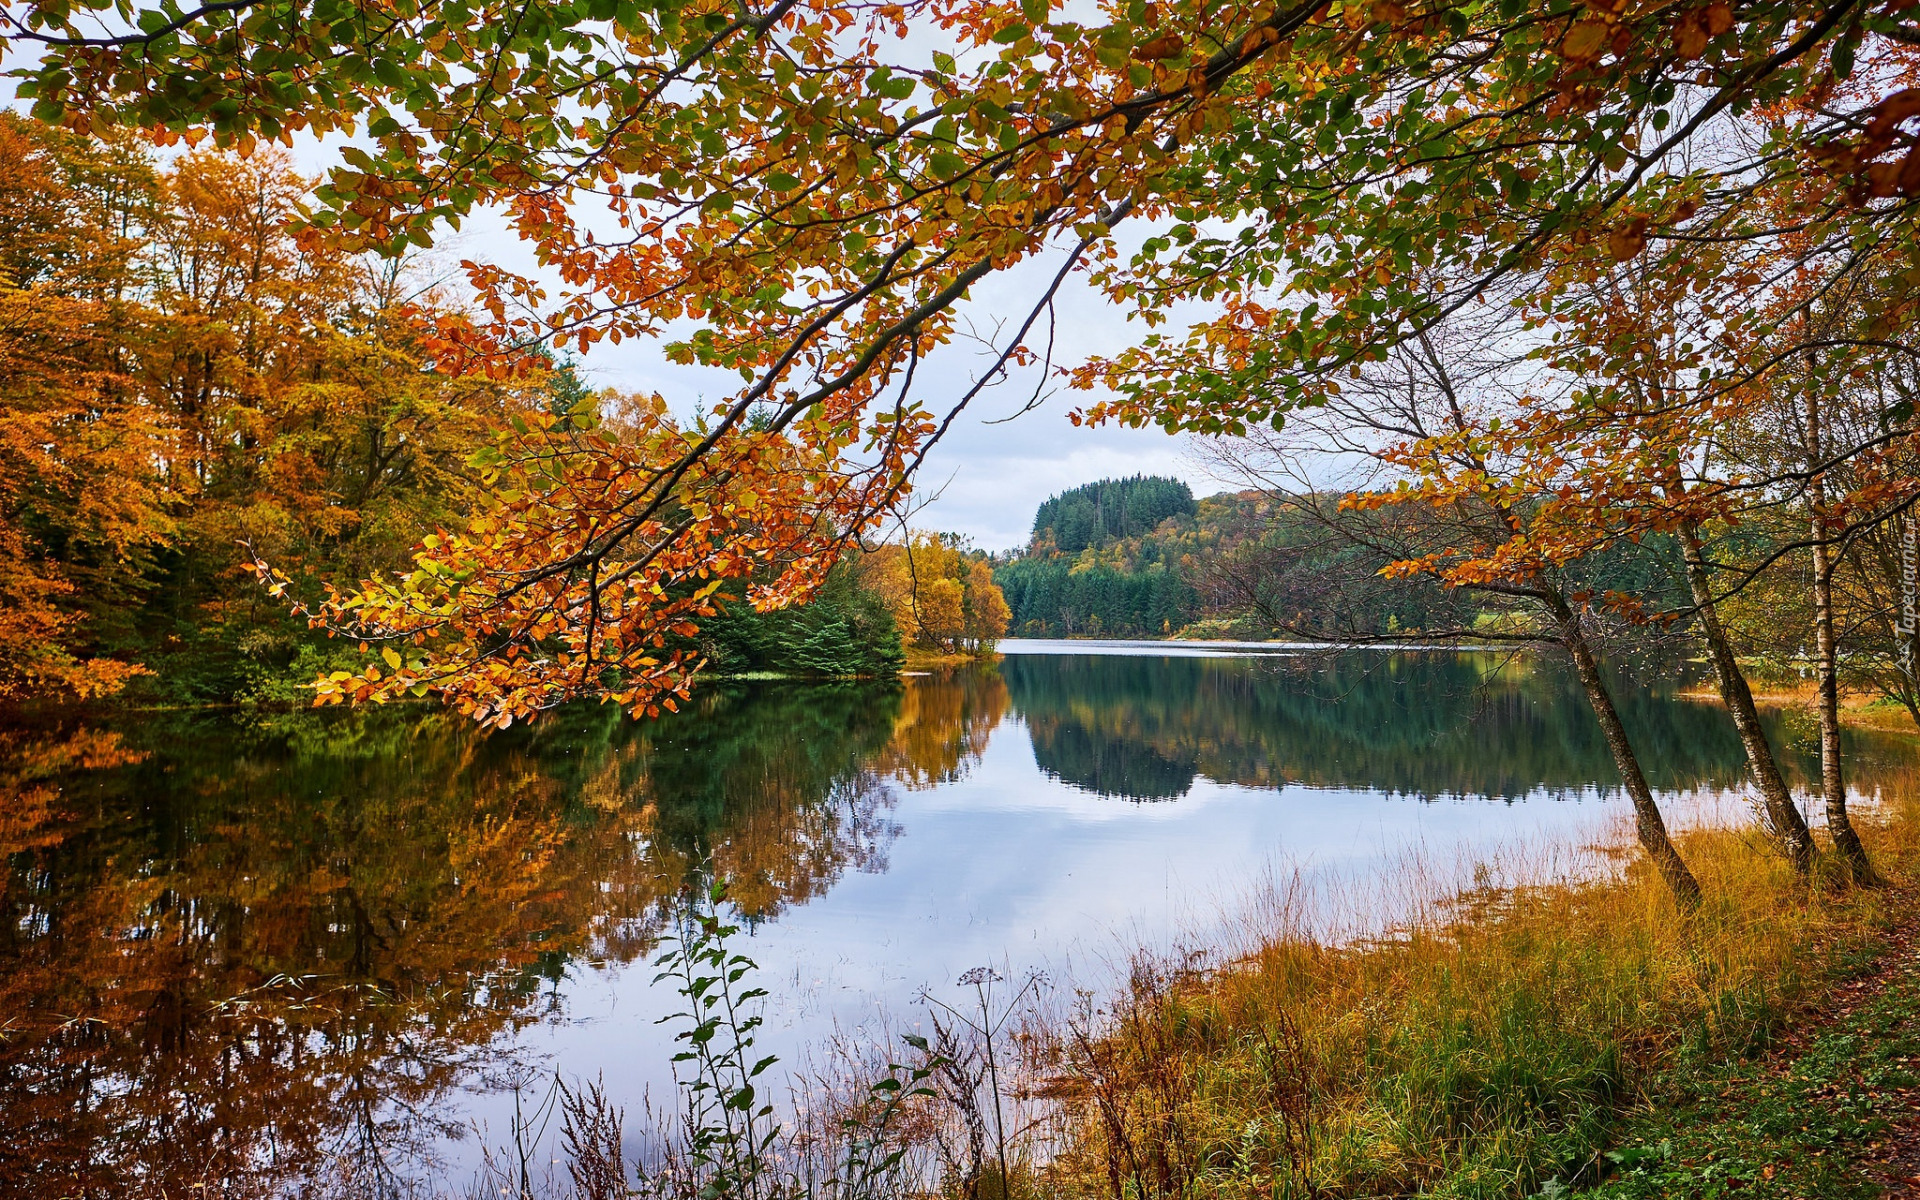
[904,647,1003,669]
[1585,924,1920,1200]
[1029,809,1920,1200]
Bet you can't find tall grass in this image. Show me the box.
[519,787,1919,1200]
[1032,807,1918,1200]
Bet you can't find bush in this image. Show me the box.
[702,565,905,678]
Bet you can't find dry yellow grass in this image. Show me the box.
[1033,791,1920,1200]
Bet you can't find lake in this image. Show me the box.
[5,643,1916,1196]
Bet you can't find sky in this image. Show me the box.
[578,275,1229,554]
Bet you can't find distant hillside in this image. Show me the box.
[995,480,1274,638]
[996,475,1687,642]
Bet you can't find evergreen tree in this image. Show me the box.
[1031,476,1197,553]
[701,563,905,677]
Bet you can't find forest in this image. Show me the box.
[0,115,996,698]
[995,477,1502,639]
[994,475,1204,637]
[0,114,591,705]
[994,476,1696,649]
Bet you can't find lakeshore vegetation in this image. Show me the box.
[6,0,1920,1195]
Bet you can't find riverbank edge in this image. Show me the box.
[1027,810,1920,1200]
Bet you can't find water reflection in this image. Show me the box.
[3,652,1916,1195]
[1004,652,1772,802]
[0,681,950,1196]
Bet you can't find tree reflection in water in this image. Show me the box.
[0,678,953,1197]
[1003,651,1899,803]
[3,654,1914,1196]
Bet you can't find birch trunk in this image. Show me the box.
[1803,379,1879,884]
[1679,523,1815,873]
[1545,591,1701,904]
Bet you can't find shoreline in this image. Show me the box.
[997,635,1518,654]
[1018,806,1919,1199]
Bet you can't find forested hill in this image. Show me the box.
[1030,476,1198,553]
[994,478,1259,638]
[996,475,1692,643]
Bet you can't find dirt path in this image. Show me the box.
[1838,908,1920,1198]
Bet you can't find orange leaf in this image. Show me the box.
[1561,19,1610,61]
[1671,13,1708,59]
[1607,216,1651,260]
[1133,32,1185,60]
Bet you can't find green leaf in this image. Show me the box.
[372,57,409,89]
[1832,31,1857,79]
[1021,0,1048,26]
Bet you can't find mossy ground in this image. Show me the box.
[1588,909,1920,1200]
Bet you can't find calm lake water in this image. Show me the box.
[5,643,1918,1196]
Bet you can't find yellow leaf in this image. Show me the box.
[1561,19,1609,61]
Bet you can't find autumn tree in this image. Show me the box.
[962,557,1013,649]
[0,114,170,699]
[0,116,572,704]
[1063,6,1920,883]
[1476,231,1920,882]
[1201,307,1705,902]
[1705,284,1920,884]
[860,534,1011,655]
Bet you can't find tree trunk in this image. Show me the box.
[1545,591,1701,905]
[1803,381,1880,885]
[1680,523,1816,873]
[1904,515,1920,726]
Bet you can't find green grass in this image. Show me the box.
[1584,930,1919,1200]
